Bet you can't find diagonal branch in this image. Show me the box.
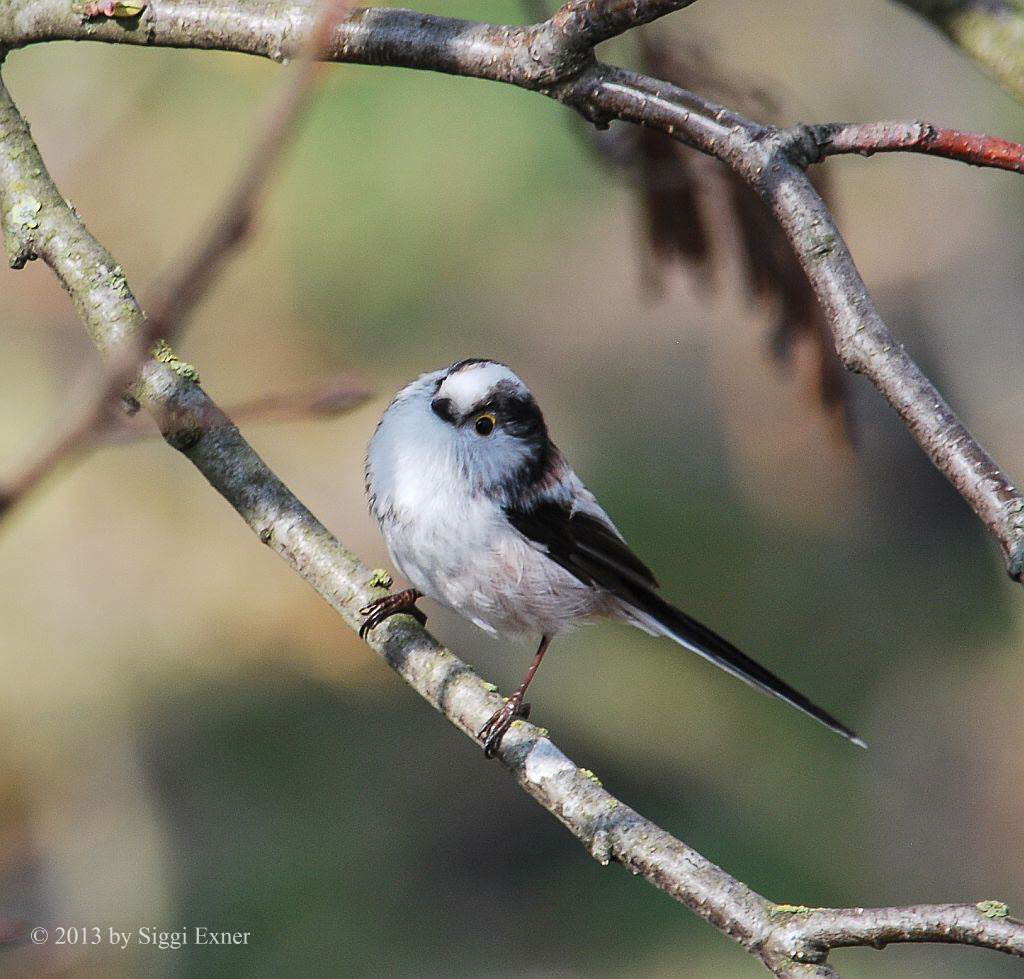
[0,67,1021,978]
[143,0,357,340]
[3,1,1021,574]
[562,64,1024,575]
[0,0,354,522]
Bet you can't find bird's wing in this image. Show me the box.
[505,496,865,748]
[507,496,660,591]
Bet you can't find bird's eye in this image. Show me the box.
[474,413,496,436]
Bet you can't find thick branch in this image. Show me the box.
[0,0,352,521]
[3,2,1019,572]
[895,0,1024,104]
[2,67,1021,978]
[0,58,783,965]
[2,5,1024,974]
[0,2,609,88]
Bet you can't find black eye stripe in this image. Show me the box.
[430,397,456,423]
[472,384,545,441]
[434,379,546,442]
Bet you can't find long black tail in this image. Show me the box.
[628,590,866,748]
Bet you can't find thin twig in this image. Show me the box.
[142,0,355,339]
[0,374,369,512]
[813,120,1024,171]
[0,0,355,522]
[100,376,372,444]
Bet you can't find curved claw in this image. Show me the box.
[358,588,425,639]
[478,696,530,758]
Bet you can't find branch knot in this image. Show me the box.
[775,123,827,170]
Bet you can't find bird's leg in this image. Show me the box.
[358,588,426,639]
[479,635,551,758]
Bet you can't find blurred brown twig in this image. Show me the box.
[0,0,360,523]
[100,376,372,444]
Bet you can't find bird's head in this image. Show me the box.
[369,359,555,507]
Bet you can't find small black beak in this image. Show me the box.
[431,397,456,423]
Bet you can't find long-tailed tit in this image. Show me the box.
[362,359,865,756]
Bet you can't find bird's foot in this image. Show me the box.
[358,588,425,639]
[478,693,531,758]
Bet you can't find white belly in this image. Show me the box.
[380,493,607,639]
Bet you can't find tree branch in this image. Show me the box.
[3,1,1021,574]
[0,0,353,521]
[895,0,1024,105]
[813,120,1024,171]
[565,65,1024,575]
[1,66,1020,978]
[99,375,372,443]
[753,128,1024,577]
[782,902,1024,955]
[2,3,1024,974]
[548,0,700,49]
[143,0,356,339]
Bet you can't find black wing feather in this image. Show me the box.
[506,499,865,747]
[508,501,659,591]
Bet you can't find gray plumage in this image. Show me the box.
[365,359,864,749]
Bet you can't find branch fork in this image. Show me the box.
[1,0,1024,973]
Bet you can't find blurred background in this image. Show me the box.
[1,0,1023,975]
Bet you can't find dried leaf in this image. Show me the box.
[597,33,853,438]
[636,121,710,295]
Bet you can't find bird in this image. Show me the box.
[361,358,865,757]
